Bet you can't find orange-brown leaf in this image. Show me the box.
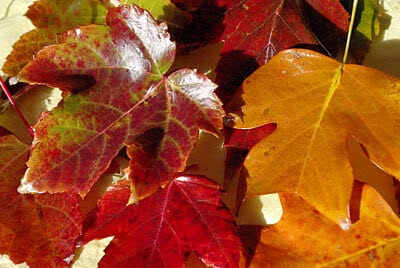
[229,49,400,225]
[241,184,400,267]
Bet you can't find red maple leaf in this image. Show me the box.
[83,175,242,267]
[18,5,223,200]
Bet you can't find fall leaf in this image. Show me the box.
[0,134,82,267]
[223,123,277,186]
[214,0,349,101]
[1,0,400,267]
[223,123,277,212]
[18,5,223,199]
[241,183,400,267]
[83,175,242,267]
[229,48,400,226]
[2,0,112,76]
[119,0,192,30]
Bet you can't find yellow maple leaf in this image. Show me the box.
[229,48,400,226]
[242,183,400,267]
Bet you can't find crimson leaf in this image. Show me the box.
[83,176,242,267]
[215,0,349,101]
[18,5,223,198]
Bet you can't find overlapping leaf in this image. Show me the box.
[229,48,400,225]
[351,0,385,62]
[119,0,192,29]
[18,5,223,199]
[241,183,400,267]
[223,123,277,211]
[2,0,111,76]
[214,0,349,101]
[0,134,82,267]
[83,175,242,267]
[0,84,61,143]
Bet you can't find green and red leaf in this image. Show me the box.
[18,5,223,199]
[3,0,111,76]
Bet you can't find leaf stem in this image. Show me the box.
[342,0,359,65]
[0,76,34,138]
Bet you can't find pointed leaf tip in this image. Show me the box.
[84,176,242,268]
[235,48,400,225]
[19,5,223,199]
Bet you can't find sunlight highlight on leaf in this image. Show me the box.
[83,176,242,268]
[242,184,400,267]
[230,48,400,225]
[18,5,223,199]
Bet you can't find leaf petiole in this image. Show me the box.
[0,76,34,138]
[342,0,359,65]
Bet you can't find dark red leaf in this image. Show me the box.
[223,123,277,212]
[224,123,277,149]
[213,0,349,102]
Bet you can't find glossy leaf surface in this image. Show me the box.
[0,135,82,267]
[18,5,223,198]
[83,176,242,267]
[120,0,192,28]
[242,184,400,267]
[230,48,400,225]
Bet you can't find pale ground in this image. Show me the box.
[0,0,399,267]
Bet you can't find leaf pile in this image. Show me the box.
[1,0,400,267]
